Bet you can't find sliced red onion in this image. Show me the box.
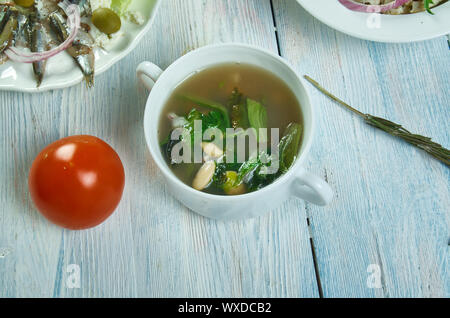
[338,0,411,13]
[4,1,80,63]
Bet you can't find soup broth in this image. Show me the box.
[159,63,304,195]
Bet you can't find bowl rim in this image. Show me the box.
[143,43,315,202]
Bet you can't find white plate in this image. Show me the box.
[0,0,160,93]
[296,0,450,43]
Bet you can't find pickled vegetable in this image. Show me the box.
[14,0,35,8]
[223,171,246,195]
[92,8,121,35]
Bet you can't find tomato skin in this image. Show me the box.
[29,136,125,230]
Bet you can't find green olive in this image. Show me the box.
[223,171,246,195]
[14,0,35,8]
[92,8,121,35]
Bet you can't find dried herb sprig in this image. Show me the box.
[304,75,450,166]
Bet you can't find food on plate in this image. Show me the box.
[91,7,120,34]
[29,135,125,230]
[339,0,448,14]
[49,3,96,87]
[159,63,304,196]
[0,0,144,87]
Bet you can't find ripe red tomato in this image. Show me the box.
[29,135,125,230]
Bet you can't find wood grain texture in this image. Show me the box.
[0,0,448,299]
[0,0,320,298]
[273,0,449,298]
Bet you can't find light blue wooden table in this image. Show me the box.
[0,0,448,298]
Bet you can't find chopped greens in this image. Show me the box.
[163,108,225,164]
[237,152,277,192]
[279,123,303,173]
[163,88,303,195]
[186,109,226,134]
[181,95,231,128]
[213,162,227,186]
[237,155,260,184]
[247,98,268,131]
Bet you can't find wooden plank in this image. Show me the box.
[273,0,449,297]
[0,89,67,297]
[0,0,319,298]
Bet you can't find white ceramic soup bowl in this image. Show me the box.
[138,43,333,220]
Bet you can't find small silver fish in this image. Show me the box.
[25,12,48,87]
[0,6,10,30]
[0,7,19,54]
[49,10,95,87]
[14,13,30,46]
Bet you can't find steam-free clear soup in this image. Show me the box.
[159,63,304,195]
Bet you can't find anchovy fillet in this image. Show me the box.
[49,10,95,87]
[0,8,18,54]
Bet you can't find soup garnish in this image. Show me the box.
[159,64,304,195]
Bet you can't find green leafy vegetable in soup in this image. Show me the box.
[159,63,304,196]
[181,95,231,129]
[247,98,268,131]
[279,123,303,173]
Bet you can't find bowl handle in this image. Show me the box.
[136,62,164,91]
[291,167,333,206]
